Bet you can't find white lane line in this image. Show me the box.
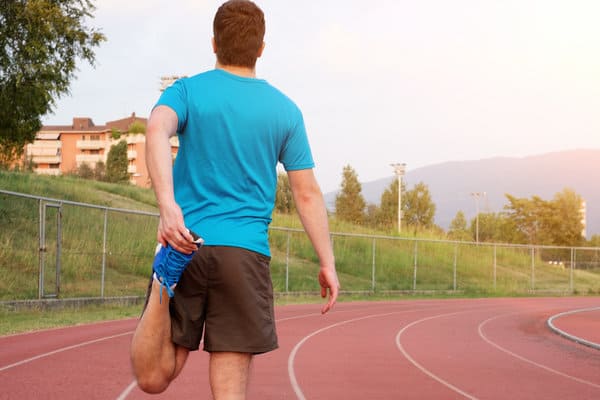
[0,318,137,339]
[395,311,480,400]
[287,303,463,400]
[115,303,471,399]
[478,313,600,389]
[114,311,328,400]
[288,311,401,400]
[547,307,600,350]
[0,331,133,372]
[115,381,137,400]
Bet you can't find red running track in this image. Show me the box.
[1,297,599,399]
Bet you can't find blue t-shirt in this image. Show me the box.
[155,69,314,256]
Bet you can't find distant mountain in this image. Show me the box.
[324,149,600,237]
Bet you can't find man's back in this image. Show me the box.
[157,68,314,256]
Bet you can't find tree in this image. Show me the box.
[128,121,146,134]
[77,162,94,179]
[335,165,366,224]
[106,141,129,183]
[365,203,380,227]
[274,172,295,214]
[548,189,585,246]
[0,0,105,166]
[504,189,584,246]
[110,127,122,140]
[403,182,436,231]
[370,178,405,229]
[468,212,513,243]
[448,211,471,241]
[504,194,546,244]
[94,160,105,181]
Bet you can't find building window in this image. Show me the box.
[90,135,100,141]
[82,135,86,140]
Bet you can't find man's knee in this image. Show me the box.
[136,376,170,394]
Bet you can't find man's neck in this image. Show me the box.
[216,62,257,78]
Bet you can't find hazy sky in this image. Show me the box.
[42,0,600,193]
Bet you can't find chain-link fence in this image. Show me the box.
[1,189,599,301]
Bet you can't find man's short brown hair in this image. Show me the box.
[213,0,265,68]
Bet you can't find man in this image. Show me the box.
[130,1,340,399]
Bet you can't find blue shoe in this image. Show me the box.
[152,231,203,300]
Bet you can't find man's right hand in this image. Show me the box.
[157,201,198,254]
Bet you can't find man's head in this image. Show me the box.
[213,0,265,68]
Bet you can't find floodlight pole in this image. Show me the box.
[470,192,486,243]
[391,163,406,233]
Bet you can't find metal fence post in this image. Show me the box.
[372,238,376,292]
[573,248,578,293]
[101,209,108,298]
[285,231,290,293]
[413,241,418,291]
[570,247,574,293]
[453,243,457,291]
[55,204,62,298]
[493,244,497,291]
[38,199,44,300]
[531,246,535,291]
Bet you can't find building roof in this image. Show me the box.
[106,112,148,132]
[39,113,148,135]
[41,118,105,133]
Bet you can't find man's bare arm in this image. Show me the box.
[146,106,195,253]
[288,169,339,313]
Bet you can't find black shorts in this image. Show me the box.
[167,246,278,354]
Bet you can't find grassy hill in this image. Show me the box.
[0,171,161,300]
[1,170,599,302]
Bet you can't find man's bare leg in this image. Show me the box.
[130,280,189,394]
[209,352,253,400]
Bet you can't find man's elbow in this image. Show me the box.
[293,184,323,207]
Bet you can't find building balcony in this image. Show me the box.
[127,165,137,174]
[76,140,105,150]
[125,134,145,144]
[32,155,62,164]
[28,144,61,154]
[76,154,103,164]
[127,150,137,159]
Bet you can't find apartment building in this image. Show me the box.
[25,113,179,187]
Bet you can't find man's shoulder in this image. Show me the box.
[261,82,302,113]
[180,70,219,84]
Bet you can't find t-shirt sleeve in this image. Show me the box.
[154,79,188,133]
[279,110,315,171]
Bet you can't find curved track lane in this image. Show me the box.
[1,297,599,399]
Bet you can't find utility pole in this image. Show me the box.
[470,192,486,243]
[391,163,406,233]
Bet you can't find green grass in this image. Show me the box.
[0,303,143,336]
[1,170,600,333]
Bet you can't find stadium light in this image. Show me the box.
[391,163,407,233]
[470,192,486,243]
